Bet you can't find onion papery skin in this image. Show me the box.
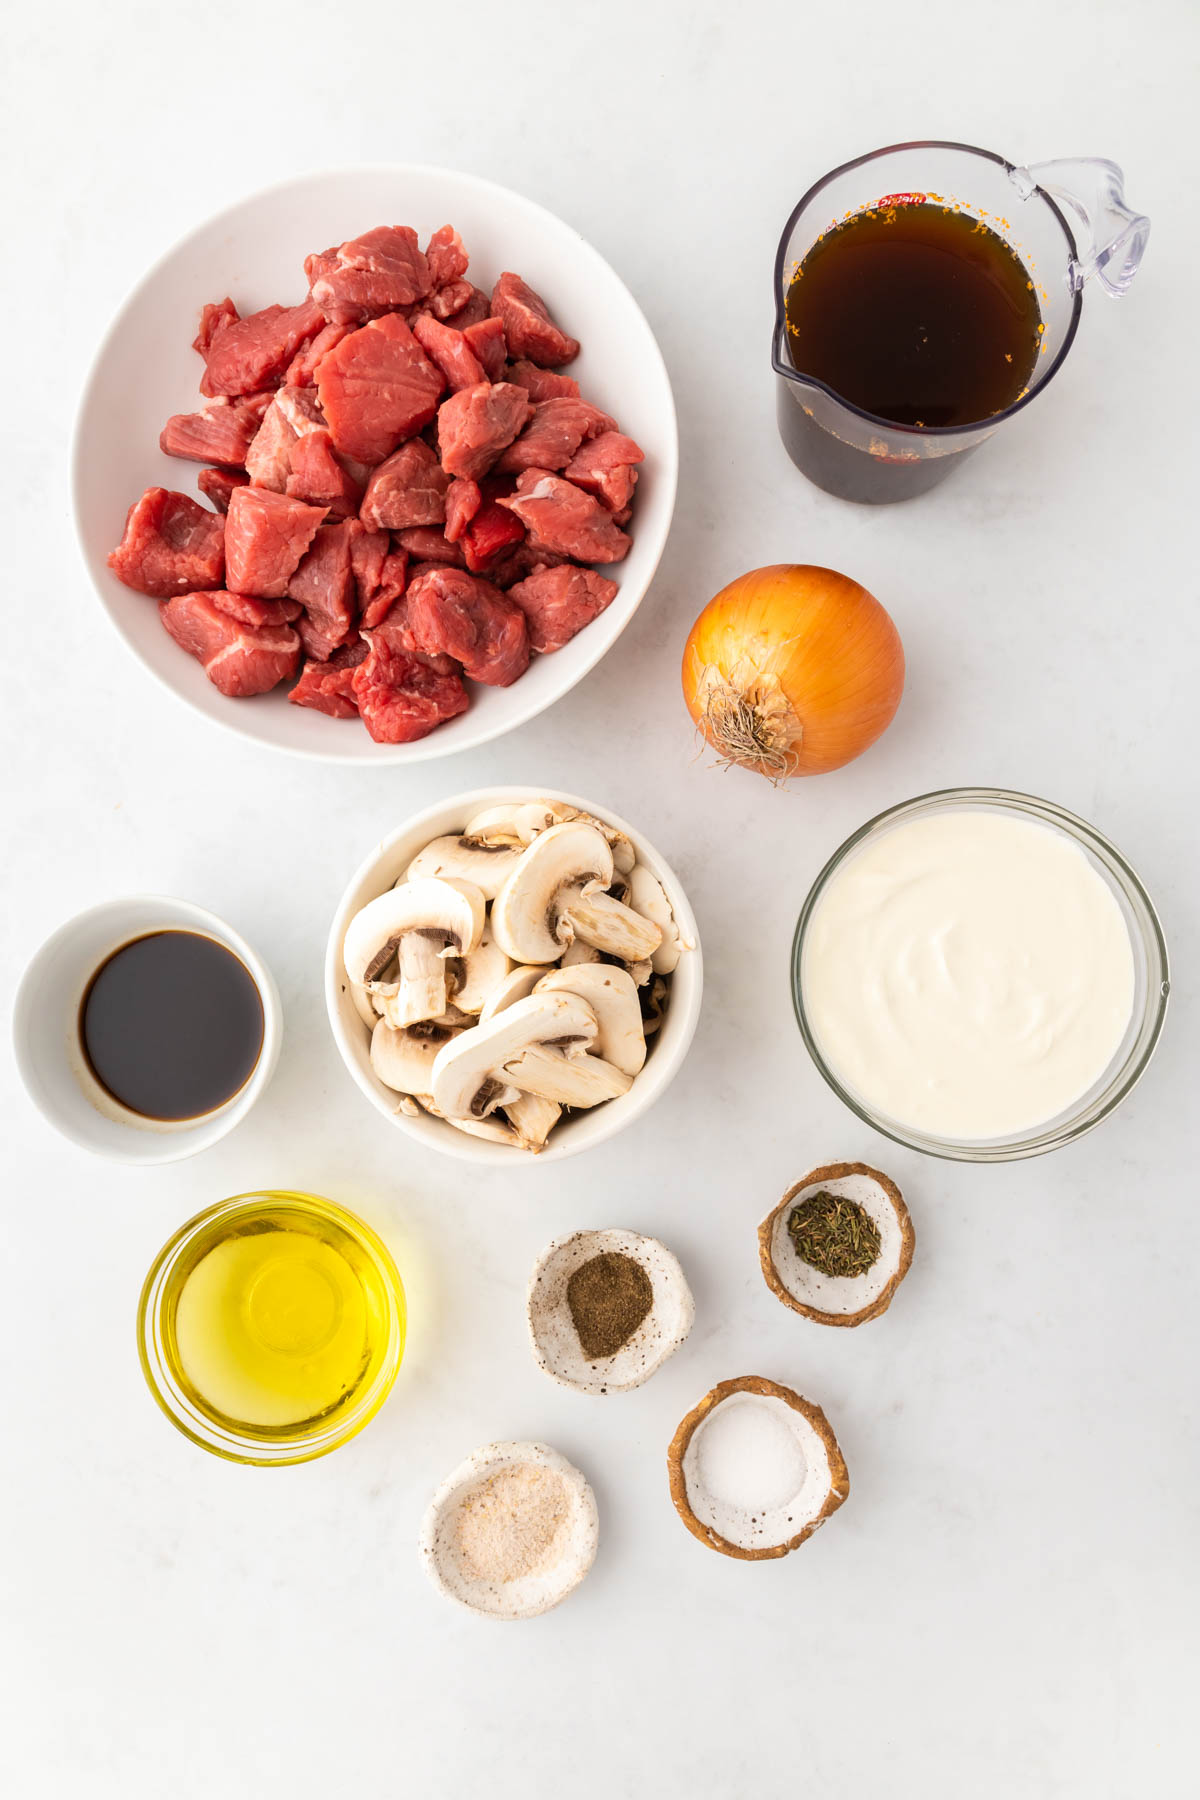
[681,564,905,779]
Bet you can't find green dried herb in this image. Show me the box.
[787,1190,881,1279]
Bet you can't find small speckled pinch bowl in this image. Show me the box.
[527,1228,694,1393]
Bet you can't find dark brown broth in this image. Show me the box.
[80,931,263,1120]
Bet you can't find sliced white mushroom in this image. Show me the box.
[371,1014,469,1096]
[571,812,636,876]
[628,864,684,974]
[343,878,485,1027]
[462,800,575,846]
[479,965,543,1021]
[501,1045,632,1107]
[417,1094,524,1147]
[447,926,512,1014]
[431,991,599,1121]
[563,889,662,962]
[503,1091,562,1152]
[403,835,523,899]
[560,940,603,968]
[625,957,653,988]
[641,975,669,1035]
[348,979,379,1028]
[490,822,615,964]
[535,965,647,1077]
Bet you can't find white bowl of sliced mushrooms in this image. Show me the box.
[326,788,702,1164]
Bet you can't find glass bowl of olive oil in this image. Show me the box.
[138,1192,405,1465]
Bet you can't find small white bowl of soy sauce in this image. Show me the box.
[13,896,281,1163]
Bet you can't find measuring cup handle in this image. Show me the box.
[1013,158,1150,297]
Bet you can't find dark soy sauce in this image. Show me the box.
[80,932,264,1120]
[780,200,1042,501]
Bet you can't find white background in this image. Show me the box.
[3,2,1197,1794]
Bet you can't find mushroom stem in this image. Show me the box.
[564,891,662,962]
[502,1048,633,1108]
[391,932,449,1027]
[504,1091,561,1151]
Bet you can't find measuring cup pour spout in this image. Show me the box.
[1012,158,1150,296]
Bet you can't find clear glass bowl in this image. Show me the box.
[137,1191,406,1465]
[791,789,1169,1162]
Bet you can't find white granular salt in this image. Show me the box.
[693,1395,808,1513]
[454,1463,571,1585]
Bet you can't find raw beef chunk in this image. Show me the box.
[199,299,325,397]
[437,283,491,330]
[224,487,327,598]
[197,467,249,513]
[444,477,482,543]
[463,318,507,381]
[289,653,362,718]
[159,592,300,696]
[245,386,327,490]
[495,398,618,474]
[352,638,469,743]
[437,381,532,480]
[287,521,358,660]
[395,527,466,567]
[508,565,619,653]
[316,313,445,464]
[460,500,525,573]
[194,299,238,357]
[349,524,391,611]
[306,226,433,323]
[490,273,580,367]
[411,313,486,392]
[425,225,469,289]
[210,590,301,627]
[563,431,645,512]
[359,440,451,530]
[160,393,272,467]
[360,550,409,628]
[286,321,353,386]
[506,360,581,401]
[108,488,225,597]
[405,566,530,687]
[497,470,630,563]
[285,429,363,520]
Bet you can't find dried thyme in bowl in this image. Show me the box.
[787,1190,881,1279]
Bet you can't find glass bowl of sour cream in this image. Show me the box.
[792,789,1169,1162]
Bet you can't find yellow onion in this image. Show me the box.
[681,564,904,779]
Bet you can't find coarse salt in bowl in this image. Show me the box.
[72,165,677,763]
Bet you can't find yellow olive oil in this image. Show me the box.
[161,1198,400,1440]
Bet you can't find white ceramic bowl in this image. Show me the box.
[13,896,282,1164]
[73,165,678,764]
[325,788,702,1165]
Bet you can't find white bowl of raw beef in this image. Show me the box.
[325,788,703,1166]
[72,166,678,762]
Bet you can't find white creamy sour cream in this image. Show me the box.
[801,810,1136,1139]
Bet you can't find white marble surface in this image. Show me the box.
[3,3,1197,1795]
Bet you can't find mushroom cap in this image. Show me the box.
[420,1440,598,1620]
[490,821,614,963]
[448,926,512,1014]
[534,964,647,1076]
[370,1019,444,1095]
[462,800,576,845]
[403,836,522,899]
[430,990,598,1120]
[628,863,684,974]
[758,1162,915,1328]
[527,1228,694,1394]
[667,1376,849,1560]
[343,877,486,985]
[479,964,542,1020]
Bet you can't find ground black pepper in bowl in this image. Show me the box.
[566,1251,653,1358]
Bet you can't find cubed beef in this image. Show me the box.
[461,500,525,573]
[160,393,272,467]
[490,273,579,366]
[563,431,645,512]
[349,524,391,611]
[405,566,530,687]
[287,521,358,660]
[361,597,457,676]
[306,226,433,324]
[285,429,363,520]
[210,590,301,627]
[437,381,532,480]
[245,386,327,490]
[506,360,581,401]
[497,470,630,563]
[108,488,225,597]
[463,318,507,381]
[359,440,451,530]
[199,299,325,397]
[495,398,618,474]
[487,542,568,589]
[289,657,360,719]
[286,320,353,386]
[444,477,482,543]
[352,638,469,743]
[194,299,238,357]
[159,592,300,697]
[508,565,619,653]
[411,313,486,393]
[224,487,327,598]
[316,313,445,465]
[438,283,491,330]
[360,550,409,628]
[197,467,249,513]
[395,527,466,567]
[425,225,469,289]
